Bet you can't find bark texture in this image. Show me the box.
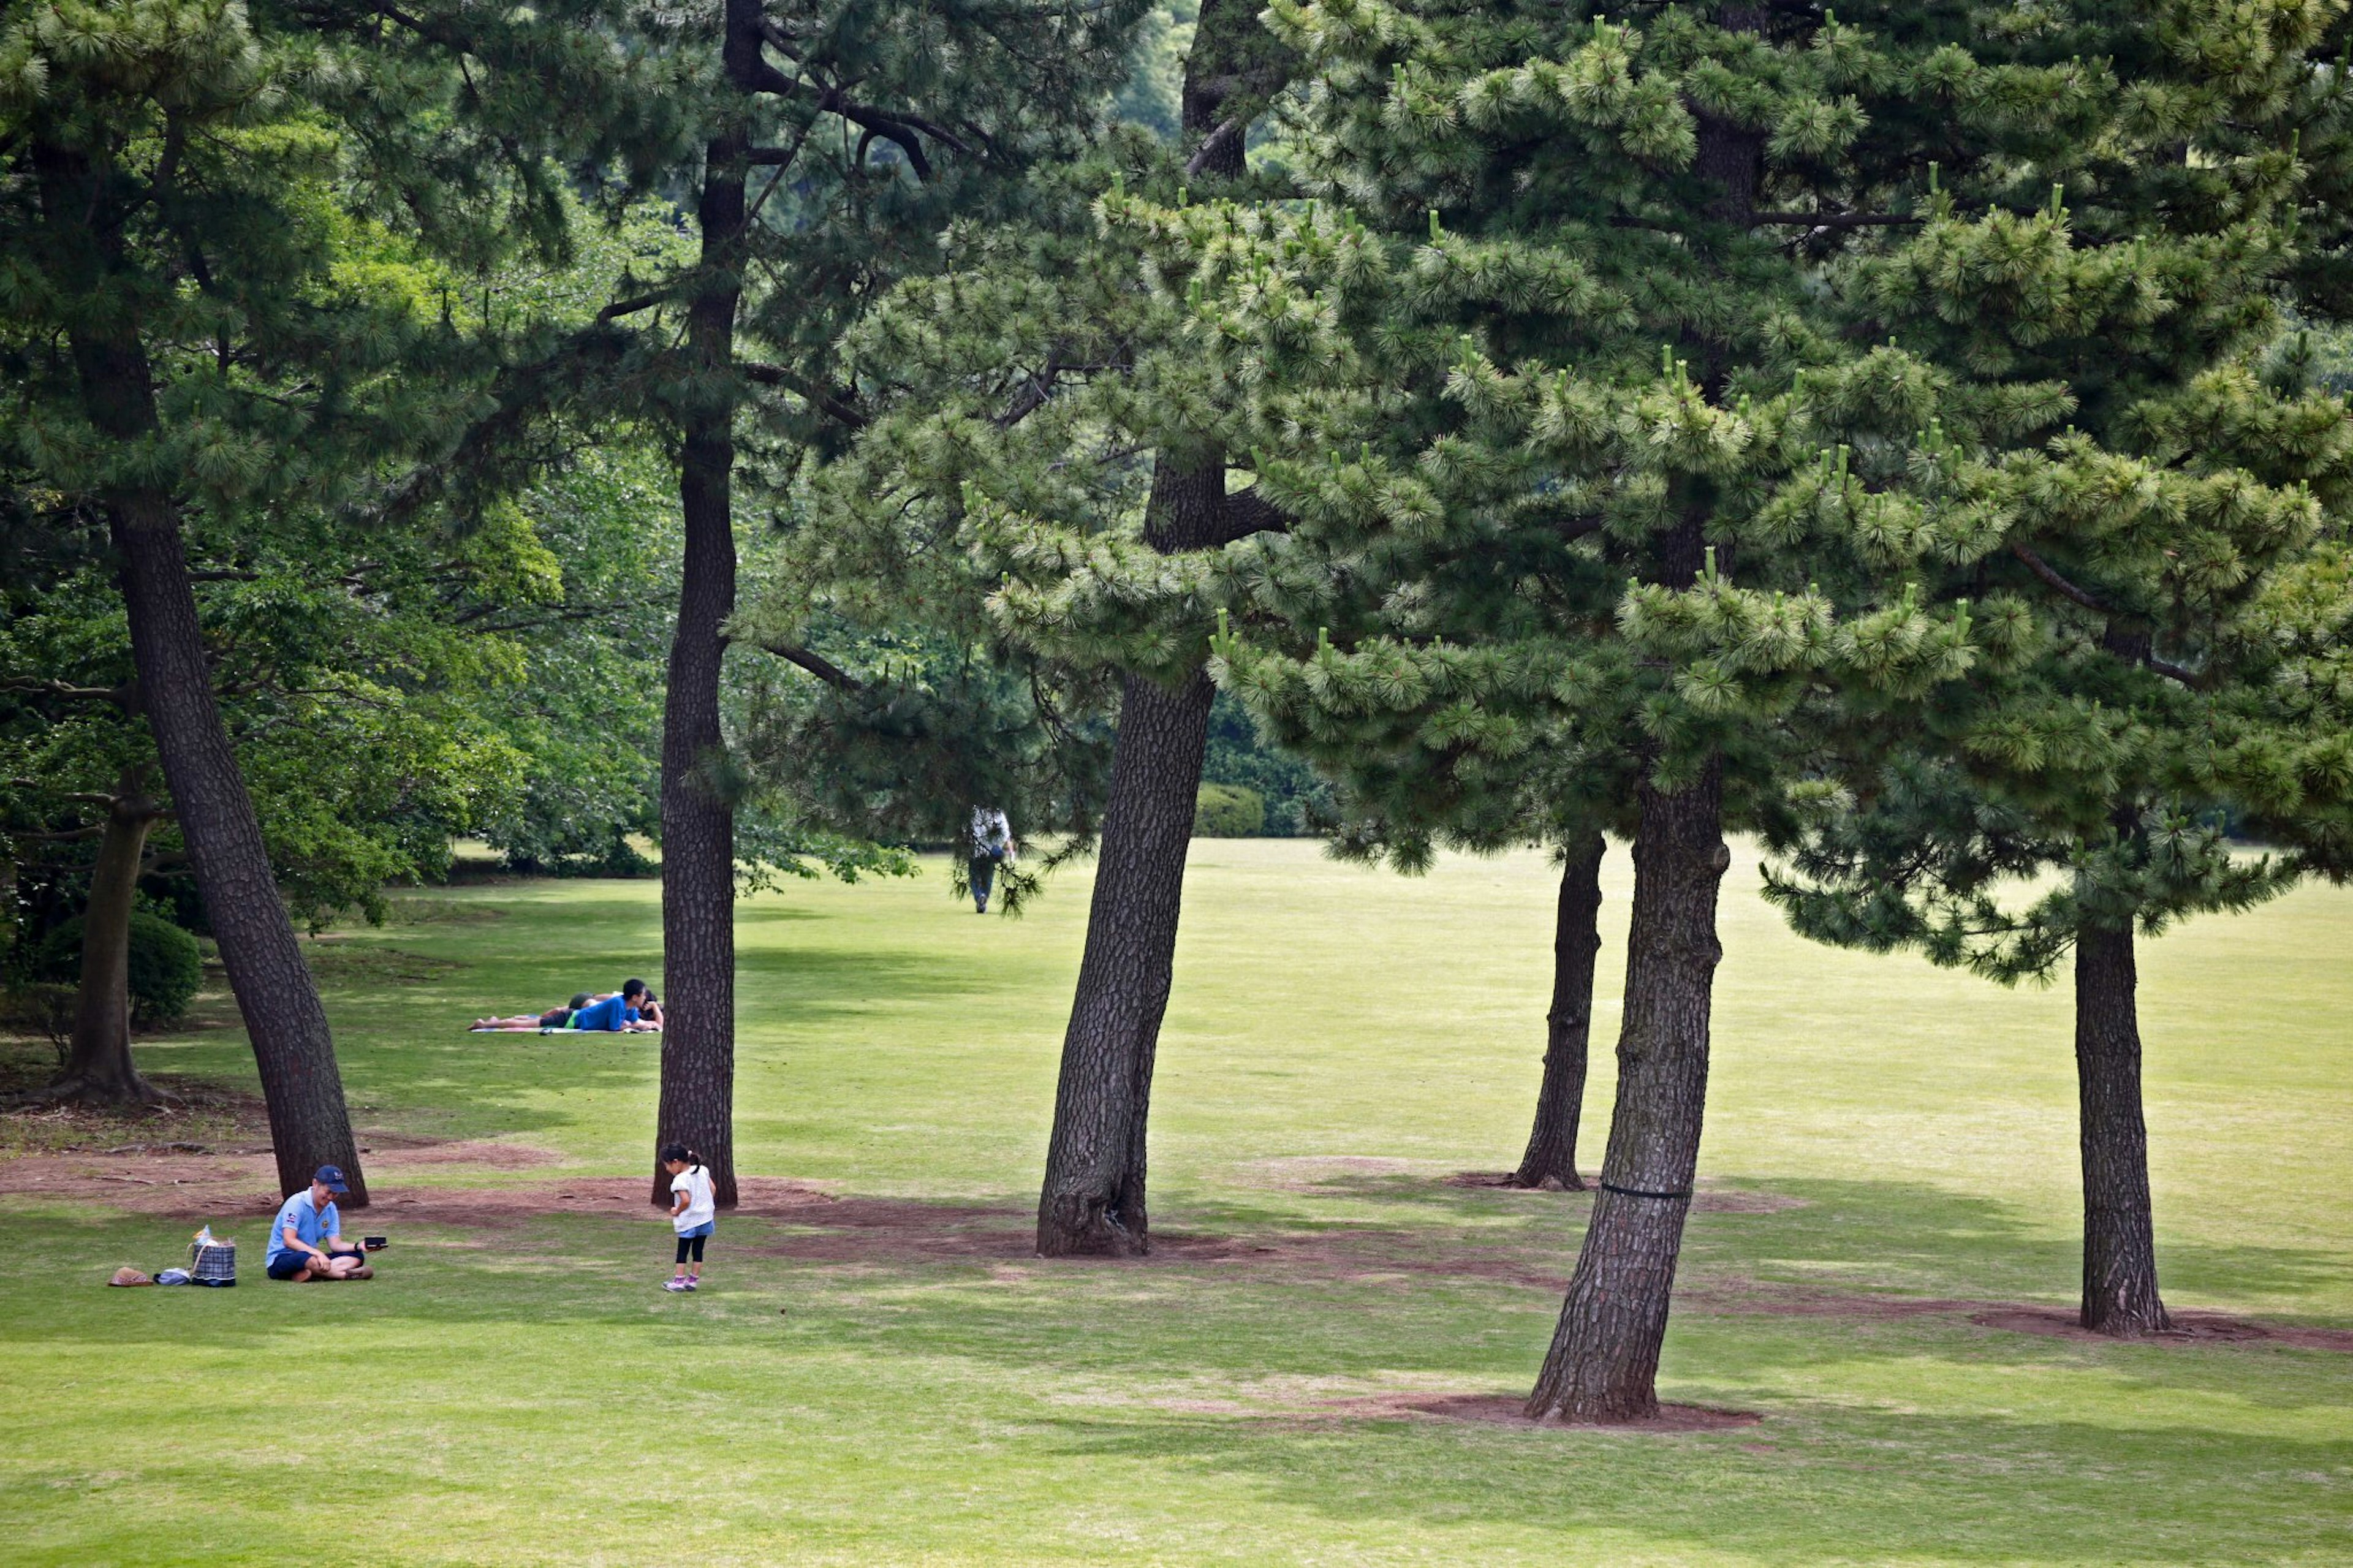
[1514,834,1604,1189]
[56,775,167,1105]
[1526,763,1726,1423]
[2074,922,2170,1334]
[1035,463,1227,1256]
[32,132,365,1199]
[1031,25,1279,1256]
[651,55,749,1210]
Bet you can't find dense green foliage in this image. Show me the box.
[1192,781,1267,836]
[34,912,199,1025]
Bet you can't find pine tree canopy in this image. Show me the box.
[1009,0,2353,938]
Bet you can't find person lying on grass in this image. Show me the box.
[471,981,661,1032]
[570,979,659,1032]
[265,1166,373,1281]
[474,993,594,1031]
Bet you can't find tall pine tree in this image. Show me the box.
[0,0,644,1198]
[1195,0,2351,1409]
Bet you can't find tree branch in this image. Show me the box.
[2,677,135,710]
[740,362,868,429]
[1749,210,1923,230]
[596,290,668,324]
[1212,487,1294,546]
[2009,540,2111,612]
[756,642,866,691]
[1184,118,1245,178]
[993,347,1067,429]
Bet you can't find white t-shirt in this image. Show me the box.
[670,1166,716,1233]
[971,806,1013,855]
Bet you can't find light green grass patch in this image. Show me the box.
[1,842,2347,1564]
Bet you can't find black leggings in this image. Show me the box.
[675,1232,707,1265]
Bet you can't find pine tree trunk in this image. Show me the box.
[32,131,366,1200]
[1034,661,1216,1256]
[1029,0,1266,1260]
[1514,833,1604,1189]
[1526,763,1726,1423]
[651,89,749,1210]
[56,781,166,1105]
[110,496,365,1197]
[2074,922,2170,1334]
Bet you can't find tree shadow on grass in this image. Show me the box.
[1018,1395,2353,1566]
[1211,1170,2353,1324]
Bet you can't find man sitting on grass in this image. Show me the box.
[265,1166,373,1281]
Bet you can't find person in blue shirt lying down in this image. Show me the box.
[570,979,661,1032]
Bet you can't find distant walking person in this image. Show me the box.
[662,1143,716,1292]
[968,805,1017,914]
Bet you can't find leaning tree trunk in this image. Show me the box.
[1034,657,1216,1255]
[108,495,367,1198]
[650,86,749,1210]
[1526,762,1726,1423]
[1514,833,1604,1189]
[34,131,366,1200]
[1035,460,1229,1255]
[2074,921,2170,1335]
[56,778,167,1105]
[1032,24,1268,1255]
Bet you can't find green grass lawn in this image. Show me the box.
[2,839,2349,1566]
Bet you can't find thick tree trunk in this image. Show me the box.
[55,781,167,1105]
[1514,834,1604,1189]
[110,498,364,1196]
[2074,922,2170,1334]
[33,131,365,1199]
[1030,0,1264,1261]
[1034,661,1216,1255]
[651,41,751,1210]
[1526,763,1726,1423]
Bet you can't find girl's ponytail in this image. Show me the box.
[661,1141,700,1174]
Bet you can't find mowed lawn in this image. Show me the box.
[2,839,2349,1566]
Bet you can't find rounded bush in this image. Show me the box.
[37,912,203,1025]
[1194,782,1267,838]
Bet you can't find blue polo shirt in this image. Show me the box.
[570,994,639,1031]
[267,1191,338,1265]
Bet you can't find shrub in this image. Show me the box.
[1194,782,1266,838]
[37,912,203,1025]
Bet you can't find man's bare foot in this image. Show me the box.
[348,1265,373,1279]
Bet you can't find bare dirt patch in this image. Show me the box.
[1440,1174,1806,1214]
[1246,1155,1429,1192]
[1970,1306,2353,1353]
[1684,1282,1982,1321]
[355,1175,840,1229]
[0,1138,567,1221]
[368,1141,562,1171]
[1318,1392,1762,1433]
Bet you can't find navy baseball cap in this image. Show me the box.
[314,1165,350,1194]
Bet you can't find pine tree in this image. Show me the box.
[0,0,645,1197]
[561,0,1152,1210]
[1187,0,2353,1411]
[764,0,1300,1254]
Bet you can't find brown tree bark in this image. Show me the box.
[1514,833,1604,1189]
[1035,465,1227,1256]
[1031,12,1286,1256]
[32,134,366,1201]
[2074,922,2170,1335]
[1526,762,1726,1423]
[55,773,169,1105]
[650,31,751,1210]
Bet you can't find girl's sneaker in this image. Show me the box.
[683,1278,699,1291]
[663,1277,690,1292]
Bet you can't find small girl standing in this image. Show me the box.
[662,1143,716,1292]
